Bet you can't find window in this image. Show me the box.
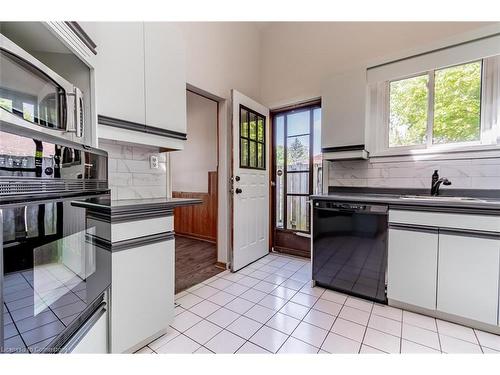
[389,60,482,148]
[240,105,265,169]
[369,54,500,158]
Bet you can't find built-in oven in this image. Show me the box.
[312,200,388,304]
[0,129,110,353]
[0,33,84,143]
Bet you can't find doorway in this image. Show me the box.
[171,90,221,293]
[271,102,322,258]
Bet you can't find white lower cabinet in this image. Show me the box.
[388,227,439,310]
[111,239,175,353]
[437,233,500,325]
[70,307,108,354]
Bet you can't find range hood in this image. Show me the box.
[322,145,368,160]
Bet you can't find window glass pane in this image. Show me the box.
[240,108,248,138]
[389,74,428,147]
[257,143,264,169]
[275,115,285,228]
[0,98,13,112]
[286,196,309,231]
[287,172,309,194]
[287,135,309,171]
[23,102,35,122]
[313,108,323,195]
[249,112,257,140]
[433,61,482,144]
[249,141,257,168]
[257,117,264,142]
[240,139,248,167]
[287,110,310,136]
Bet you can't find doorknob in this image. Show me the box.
[235,188,243,194]
[235,176,240,182]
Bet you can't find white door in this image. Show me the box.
[231,90,270,271]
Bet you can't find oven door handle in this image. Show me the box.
[314,207,356,213]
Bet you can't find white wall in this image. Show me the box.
[259,22,495,108]
[171,91,218,193]
[174,22,261,101]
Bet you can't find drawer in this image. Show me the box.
[111,216,174,242]
[389,210,500,233]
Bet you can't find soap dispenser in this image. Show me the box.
[431,170,439,193]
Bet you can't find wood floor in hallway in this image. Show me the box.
[175,236,224,294]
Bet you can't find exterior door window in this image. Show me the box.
[240,105,266,170]
[274,105,322,233]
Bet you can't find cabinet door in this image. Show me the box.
[111,239,175,353]
[71,307,108,353]
[387,227,439,310]
[321,67,366,149]
[144,23,186,134]
[437,233,500,325]
[81,22,146,125]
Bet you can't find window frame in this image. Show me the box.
[369,55,500,160]
[239,104,266,170]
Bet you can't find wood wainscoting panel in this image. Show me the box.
[173,171,217,243]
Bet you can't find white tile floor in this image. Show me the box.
[136,252,500,354]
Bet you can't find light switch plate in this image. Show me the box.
[150,155,159,169]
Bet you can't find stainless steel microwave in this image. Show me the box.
[0,33,84,142]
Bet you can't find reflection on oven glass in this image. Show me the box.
[33,227,96,315]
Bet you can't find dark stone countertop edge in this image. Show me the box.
[72,198,203,214]
[312,187,500,214]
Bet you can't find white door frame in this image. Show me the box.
[168,84,231,267]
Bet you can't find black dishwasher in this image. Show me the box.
[312,200,388,304]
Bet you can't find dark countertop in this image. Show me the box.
[311,187,500,214]
[71,197,202,222]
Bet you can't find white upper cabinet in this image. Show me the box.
[321,67,367,151]
[81,22,146,125]
[144,23,187,134]
[80,22,187,149]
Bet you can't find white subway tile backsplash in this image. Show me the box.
[100,139,168,199]
[329,157,500,191]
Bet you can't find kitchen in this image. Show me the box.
[1,2,500,371]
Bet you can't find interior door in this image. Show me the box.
[231,90,270,271]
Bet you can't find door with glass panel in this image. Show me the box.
[272,104,322,258]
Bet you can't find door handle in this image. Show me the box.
[235,188,243,194]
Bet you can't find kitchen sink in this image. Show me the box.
[400,195,488,203]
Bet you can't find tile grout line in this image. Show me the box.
[357,302,374,353]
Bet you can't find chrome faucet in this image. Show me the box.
[430,170,452,196]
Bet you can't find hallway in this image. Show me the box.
[175,236,224,294]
